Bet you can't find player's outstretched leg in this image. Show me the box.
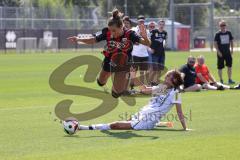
[78,121,132,130]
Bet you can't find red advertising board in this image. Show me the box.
[177,28,190,51]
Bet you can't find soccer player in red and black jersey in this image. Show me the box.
[67,9,151,98]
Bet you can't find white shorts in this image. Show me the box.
[130,110,160,130]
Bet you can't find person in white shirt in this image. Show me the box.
[130,15,151,88]
[77,70,190,131]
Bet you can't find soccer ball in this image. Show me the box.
[63,118,79,135]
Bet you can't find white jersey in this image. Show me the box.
[131,26,150,57]
[142,87,181,117]
[131,86,181,130]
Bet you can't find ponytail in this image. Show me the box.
[108,8,123,28]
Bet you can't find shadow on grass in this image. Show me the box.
[153,128,185,132]
[63,128,184,139]
[65,130,159,139]
[100,130,159,139]
[63,135,81,138]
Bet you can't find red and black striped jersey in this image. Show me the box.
[95,27,141,58]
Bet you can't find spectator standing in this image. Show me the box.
[214,20,235,84]
[130,15,150,87]
[149,20,168,85]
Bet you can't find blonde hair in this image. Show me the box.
[197,55,204,60]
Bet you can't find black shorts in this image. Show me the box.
[102,57,130,72]
[152,54,165,65]
[217,53,232,69]
[151,54,165,71]
[132,56,149,70]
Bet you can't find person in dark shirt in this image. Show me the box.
[179,56,202,92]
[214,20,235,84]
[149,20,167,85]
[67,9,151,98]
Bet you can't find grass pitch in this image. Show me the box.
[0,50,240,160]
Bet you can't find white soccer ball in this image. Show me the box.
[63,118,79,135]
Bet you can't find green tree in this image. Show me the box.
[63,0,90,7]
[0,0,21,6]
[174,0,209,26]
[99,0,169,18]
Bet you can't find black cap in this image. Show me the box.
[137,15,145,21]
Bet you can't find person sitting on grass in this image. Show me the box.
[194,55,230,90]
[179,56,202,92]
[77,70,191,131]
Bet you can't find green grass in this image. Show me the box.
[0,50,240,160]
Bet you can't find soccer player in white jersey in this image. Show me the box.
[78,70,190,131]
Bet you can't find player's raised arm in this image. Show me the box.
[67,27,108,45]
[67,36,97,44]
[138,24,151,46]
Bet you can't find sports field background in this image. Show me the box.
[0,50,240,160]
